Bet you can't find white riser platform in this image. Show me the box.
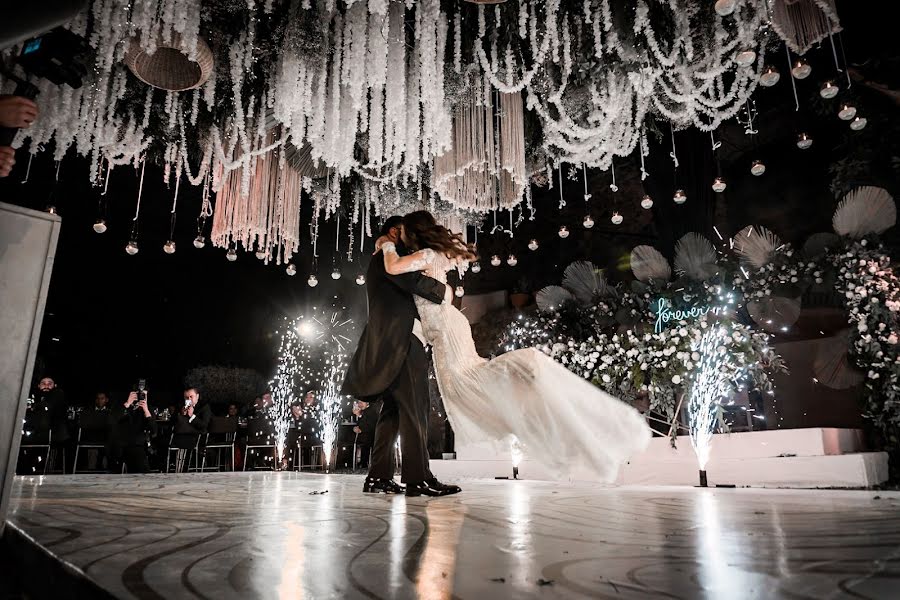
[431,428,889,489]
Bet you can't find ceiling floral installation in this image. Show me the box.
[1,0,818,263]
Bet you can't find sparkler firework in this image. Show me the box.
[270,304,355,469]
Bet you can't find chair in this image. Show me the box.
[243,416,277,471]
[73,411,111,473]
[298,438,325,471]
[166,431,201,473]
[18,423,52,475]
[201,417,238,471]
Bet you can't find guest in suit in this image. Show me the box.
[353,400,378,470]
[109,391,157,473]
[171,386,212,449]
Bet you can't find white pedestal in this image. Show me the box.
[429,428,889,489]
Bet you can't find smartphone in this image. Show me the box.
[137,378,147,403]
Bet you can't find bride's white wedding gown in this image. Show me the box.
[385,244,652,482]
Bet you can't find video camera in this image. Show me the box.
[1,27,90,145]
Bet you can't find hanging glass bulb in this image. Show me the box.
[734,49,756,67]
[490,255,501,267]
[528,239,539,251]
[838,103,857,120]
[796,132,813,149]
[226,248,238,262]
[611,212,623,225]
[712,177,727,193]
[507,255,518,267]
[471,262,482,274]
[92,219,107,234]
[819,80,839,99]
[193,235,206,249]
[285,263,297,276]
[673,189,687,205]
[125,239,139,255]
[750,160,766,176]
[355,274,366,285]
[558,226,570,238]
[255,250,267,260]
[790,59,811,80]
[640,195,654,209]
[583,215,594,229]
[331,268,341,280]
[307,274,319,287]
[850,116,867,131]
[759,66,780,87]
[714,0,737,16]
[454,286,465,298]
[163,240,176,254]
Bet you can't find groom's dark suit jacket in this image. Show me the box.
[342,246,446,399]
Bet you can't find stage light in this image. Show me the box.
[297,321,316,337]
[641,195,654,209]
[673,189,687,204]
[92,219,107,233]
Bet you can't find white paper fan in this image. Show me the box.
[832,186,896,238]
[535,286,574,312]
[630,246,671,283]
[562,261,612,304]
[813,329,865,389]
[674,233,718,280]
[746,296,801,333]
[733,225,781,269]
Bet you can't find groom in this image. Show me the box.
[342,216,460,497]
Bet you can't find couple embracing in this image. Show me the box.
[342,211,651,497]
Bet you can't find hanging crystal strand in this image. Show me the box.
[132,157,146,238]
[669,123,679,168]
[639,128,649,180]
[558,164,565,208]
[582,163,590,201]
[837,32,852,88]
[525,182,534,220]
[784,44,800,111]
[609,161,618,192]
[21,153,34,184]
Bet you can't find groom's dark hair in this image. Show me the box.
[380,215,403,236]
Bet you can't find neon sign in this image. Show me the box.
[653,297,722,334]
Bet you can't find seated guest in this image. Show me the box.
[226,402,240,418]
[243,392,273,419]
[90,391,112,412]
[109,391,157,473]
[352,400,378,470]
[81,391,114,470]
[171,386,212,448]
[35,376,70,472]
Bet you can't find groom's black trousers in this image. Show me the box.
[368,335,431,483]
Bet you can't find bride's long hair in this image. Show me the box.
[402,211,478,262]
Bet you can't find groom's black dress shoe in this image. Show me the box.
[426,477,461,495]
[363,477,405,494]
[405,481,450,497]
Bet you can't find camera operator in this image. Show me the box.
[0,95,39,177]
[109,390,157,473]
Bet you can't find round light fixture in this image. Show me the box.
[307,274,319,287]
[796,132,813,149]
[714,0,737,16]
[226,248,238,262]
[759,66,780,87]
[193,235,206,249]
[712,177,727,193]
[163,240,176,254]
[92,219,107,234]
[583,215,595,229]
[838,104,857,121]
[819,80,838,99]
[490,255,501,267]
[673,189,687,205]
[125,240,139,255]
[558,226,570,238]
[735,49,756,67]
[791,59,811,80]
[285,263,297,276]
[611,212,623,225]
[355,274,366,285]
[528,239,539,251]
[640,195,654,210]
[849,116,867,131]
[471,262,482,274]
[507,255,518,267]
[331,268,341,280]
[750,160,766,176]
[454,286,465,298]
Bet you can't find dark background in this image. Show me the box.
[0,0,896,408]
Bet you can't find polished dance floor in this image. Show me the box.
[5,473,900,599]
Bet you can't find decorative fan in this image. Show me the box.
[733,225,782,269]
[562,261,613,304]
[674,233,718,280]
[535,286,574,312]
[813,329,865,389]
[630,246,671,284]
[802,232,841,258]
[124,35,214,91]
[832,186,896,238]
[747,296,801,333]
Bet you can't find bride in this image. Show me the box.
[376,210,651,482]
